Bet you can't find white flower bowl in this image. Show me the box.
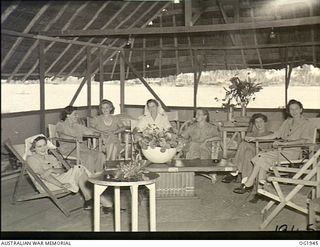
[142,147,177,163]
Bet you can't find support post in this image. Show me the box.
[184,0,192,27]
[99,47,104,102]
[120,51,125,114]
[120,52,169,111]
[87,47,92,117]
[39,41,46,134]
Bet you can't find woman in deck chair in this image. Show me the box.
[222,113,272,184]
[180,108,221,159]
[89,99,125,161]
[56,106,105,173]
[26,135,113,212]
[233,99,314,194]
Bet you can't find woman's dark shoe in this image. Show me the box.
[83,199,93,210]
[222,174,238,183]
[102,207,127,215]
[233,184,254,194]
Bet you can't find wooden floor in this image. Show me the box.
[1,174,309,232]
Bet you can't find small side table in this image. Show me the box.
[89,172,159,232]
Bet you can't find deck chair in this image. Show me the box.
[48,123,81,166]
[257,147,320,229]
[4,136,76,217]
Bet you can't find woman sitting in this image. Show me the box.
[181,108,220,159]
[135,99,171,132]
[233,99,314,194]
[222,113,272,185]
[56,106,105,173]
[90,99,125,160]
[26,136,113,213]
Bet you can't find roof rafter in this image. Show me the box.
[1,3,50,70]
[44,1,92,74]
[63,1,161,80]
[6,2,71,83]
[1,2,19,24]
[19,1,94,83]
[63,1,146,80]
[66,2,170,105]
[42,16,320,36]
[52,2,130,80]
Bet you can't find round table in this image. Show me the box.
[89,172,159,232]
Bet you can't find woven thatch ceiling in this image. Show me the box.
[1,0,320,82]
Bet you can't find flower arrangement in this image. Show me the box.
[221,76,263,107]
[105,155,149,181]
[134,124,184,153]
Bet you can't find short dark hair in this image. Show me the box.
[146,99,159,107]
[287,99,303,109]
[287,99,303,117]
[197,108,210,122]
[250,113,268,124]
[99,99,115,114]
[30,136,47,152]
[60,106,77,121]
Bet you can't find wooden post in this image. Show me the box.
[39,41,45,134]
[184,0,192,27]
[87,47,92,117]
[120,51,125,114]
[99,47,104,103]
[120,53,168,112]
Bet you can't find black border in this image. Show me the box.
[1,231,320,240]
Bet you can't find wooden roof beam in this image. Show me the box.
[1,3,50,70]
[249,1,263,69]
[1,2,19,24]
[19,1,103,84]
[66,2,168,81]
[185,0,192,27]
[62,1,146,80]
[52,2,130,80]
[44,1,98,75]
[67,2,169,104]
[42,16,320,37]
[124,41,320,51]
[6,2,71,83]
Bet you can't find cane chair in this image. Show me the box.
[48,123,81,166]
[4,136,76,217]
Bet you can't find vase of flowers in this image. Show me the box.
[222,76,263,117]
[134,124,184,163]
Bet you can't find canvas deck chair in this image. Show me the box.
[4,137,77,217]
[257,148,320,229]
[48,123,81,166]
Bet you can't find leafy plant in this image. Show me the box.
[114,157,148,181]
[134,124,184,153]
[215,76,263,108]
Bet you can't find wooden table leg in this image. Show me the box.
[130,185,139,231]
[93,184,107,232]
[222,130,227,158]
[146,183,156,231]
[114,186,121,231]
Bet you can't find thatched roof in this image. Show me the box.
[1,0,320,82]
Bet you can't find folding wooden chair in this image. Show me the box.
[166,111,180,131]
[48,123,81,165]
[257,148,320,229]
[4,138,76,217]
